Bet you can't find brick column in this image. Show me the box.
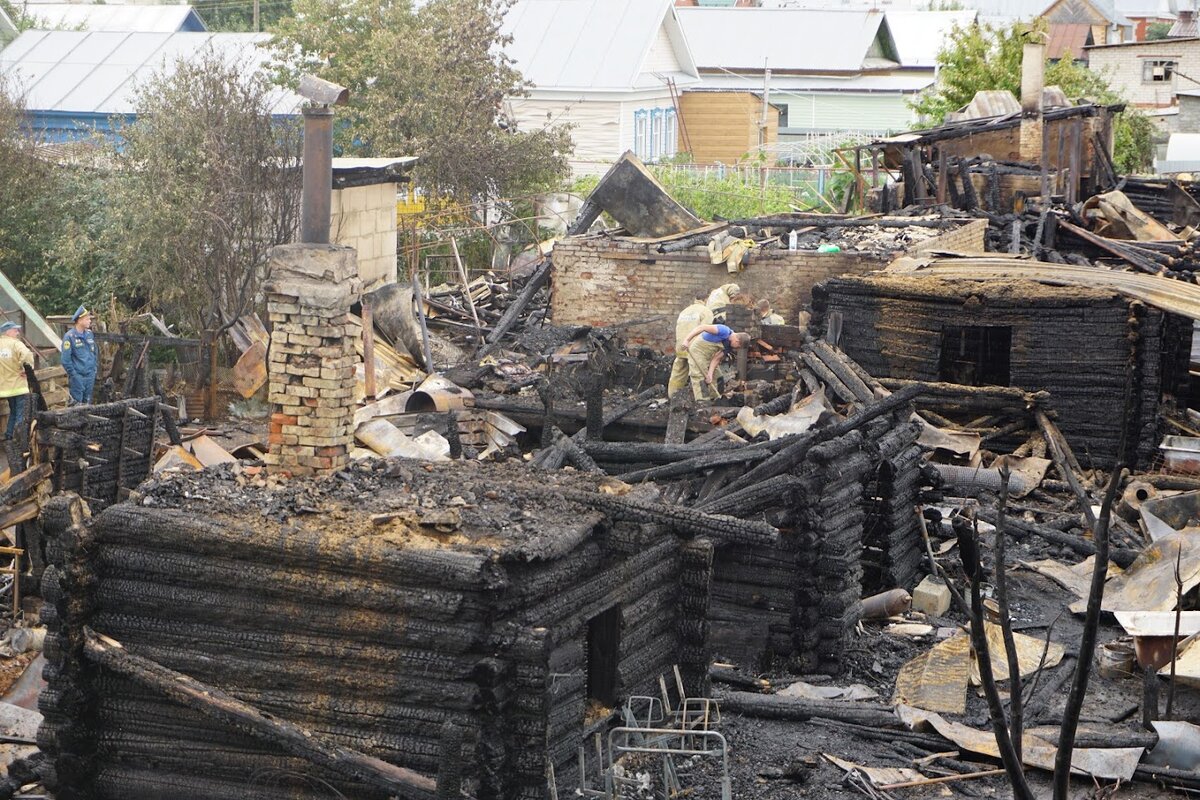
[263,244,362,477]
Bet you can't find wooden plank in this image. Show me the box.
[231,341,268,399]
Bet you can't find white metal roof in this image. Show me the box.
[500,0,697,92]
[19,4,206,33]
[1115,0,1177,17]
[677,7,899,73]
[885,10,977,67]
[0,30,300,116]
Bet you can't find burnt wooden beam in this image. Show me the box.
[719,690,900,727]
[711,383,922,502]
[81,628,441,799]
[0,463,52,505]
[551,487,778,546]
[476,259,551,357]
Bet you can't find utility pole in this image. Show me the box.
[760,60,772,150]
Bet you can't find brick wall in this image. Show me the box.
[550,219,986,350]
[1087,39,1200,108]
[263,244,362,477]
[330,182,398,291]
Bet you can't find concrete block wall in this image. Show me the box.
[331,182,399,290]
[550,219,986,350]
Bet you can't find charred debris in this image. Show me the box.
[4,61,1200,800]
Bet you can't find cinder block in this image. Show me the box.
[912,575,951,617]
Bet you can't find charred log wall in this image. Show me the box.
[38,398,160,513]
[37,488,689,800]
[708,414,923,674]
[813,276,1175,466]
[863,435,925,593]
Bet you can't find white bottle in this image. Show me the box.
[787,229,798,250]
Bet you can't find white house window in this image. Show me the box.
[634,110,649,159]
[1143,59,1176,82]
[664,108,677,158]
[635,107,678,161]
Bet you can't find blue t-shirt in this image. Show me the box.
[700,325,733,343]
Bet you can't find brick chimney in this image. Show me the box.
[263,244,362,477]
[1018,40,1046,163]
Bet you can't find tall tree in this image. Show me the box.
[270,0,572,200]
[911,21,1154,174]
[0,76,58,290]
[105,50,302,333]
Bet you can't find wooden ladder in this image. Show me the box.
[666,77,692,156]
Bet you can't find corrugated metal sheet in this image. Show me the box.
[1047,22,1093,60]
[501,0,696,92]
[678,7,898,73]
[0,31,300,116]
[885,10,977,68]
[20,4,207,33]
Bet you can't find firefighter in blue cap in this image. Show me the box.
[61,305,98,405]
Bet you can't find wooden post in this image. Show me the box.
[362,301,376,401]
[449,238,482,337]
[205,330,217,422]
[936,148,948,204]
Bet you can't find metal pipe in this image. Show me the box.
[301,106,334,244]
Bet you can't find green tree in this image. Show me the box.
[105,50,302,333]
[270,0,572,201]
[1146,21,1172,40]
[193,0,293,32]
[911,21,1154,174]
[0,75,115,317]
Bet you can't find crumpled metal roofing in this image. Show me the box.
[0,31,300,116]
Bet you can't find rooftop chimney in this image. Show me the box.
[1018,40,1046,164]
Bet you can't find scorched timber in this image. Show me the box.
[551,487,779,546]
[82,629,441,800]
[97,507,508,591]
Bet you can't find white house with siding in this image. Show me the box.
[501,0,698,174]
